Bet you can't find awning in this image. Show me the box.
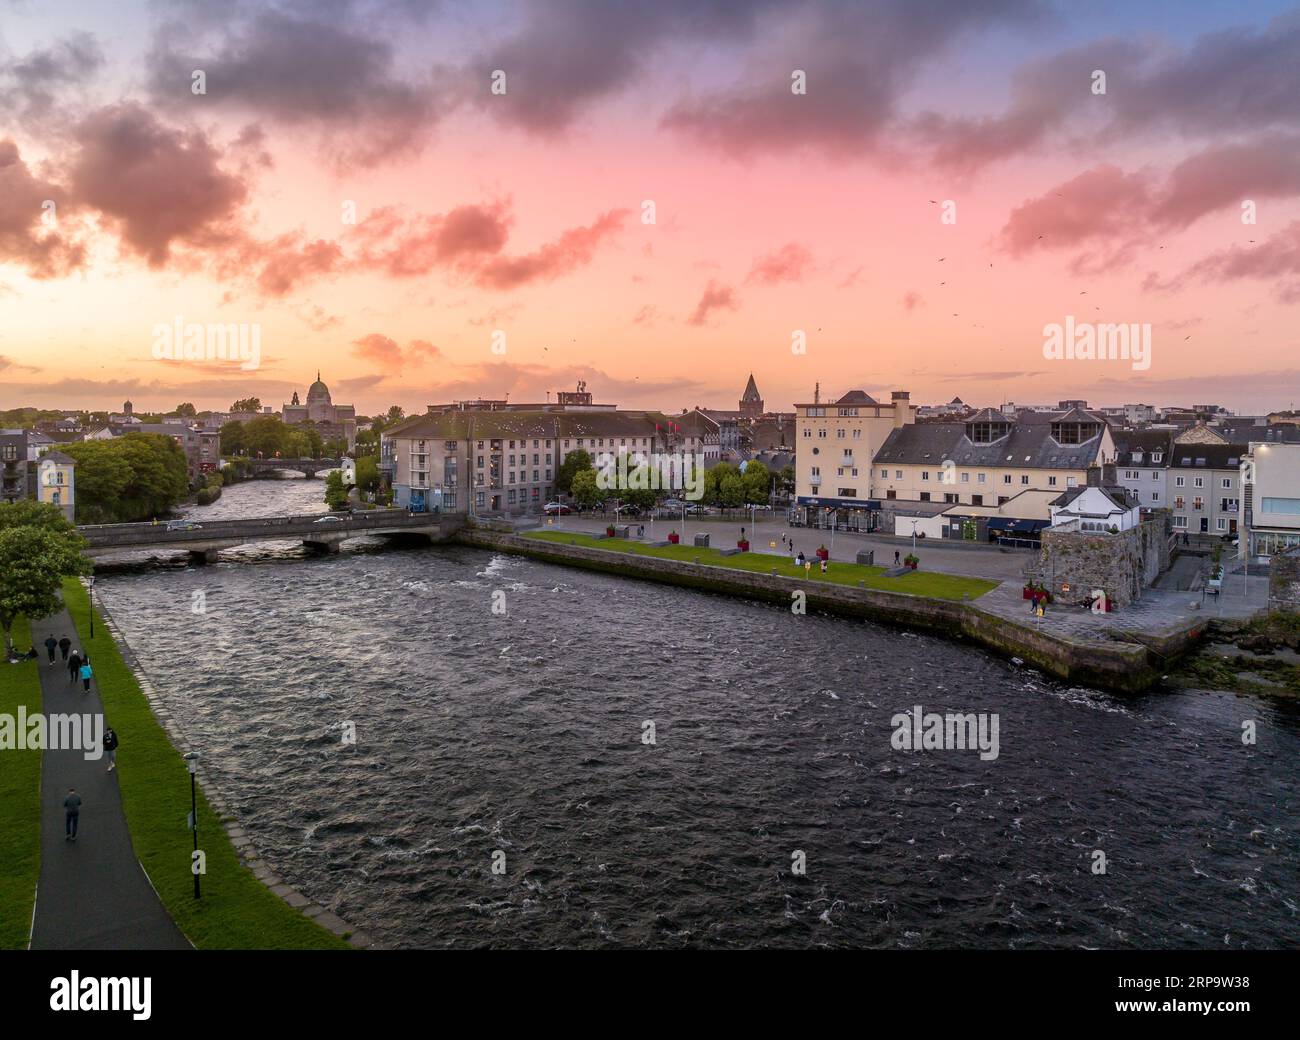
[986,517,1049,533]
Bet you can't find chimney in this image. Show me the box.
[891,390,911,429]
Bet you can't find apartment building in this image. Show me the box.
[873,407,1115,508]
[793,389,914,521]
[384,407,698,514]
[1167,442,1245,538]
[0,431,76,520]
[1111,428,1173,511]
[1241,441,1300,559]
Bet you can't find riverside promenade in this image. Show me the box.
[29,606,189,950]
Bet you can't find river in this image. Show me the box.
[89,478,1300,948]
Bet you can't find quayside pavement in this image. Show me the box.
[28,606,189,950]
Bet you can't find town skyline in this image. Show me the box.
[3,0,1300,414]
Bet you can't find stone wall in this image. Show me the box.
[459,528,1165,692]
[1023,516,1171,609]
[1269,545,1300,613]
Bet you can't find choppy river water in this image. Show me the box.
[90,478,1300,948]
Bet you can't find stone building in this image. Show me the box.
[282,372,357,452]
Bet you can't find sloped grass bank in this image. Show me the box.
[0,617,40,949]
[62,579,347,949]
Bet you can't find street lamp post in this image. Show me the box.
[910,518,919,558]
[184,751,201,898]
[88,576,95,640]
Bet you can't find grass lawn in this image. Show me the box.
[524,531,997,601]
[0,616,40,950]
[62,579,348,950]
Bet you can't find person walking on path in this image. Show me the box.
[103,728,118,772]
[44,634,58,664]
[894,550,901,566]
[68,650,81,683]
[79,660,93,693]
[58,635,71,661]
[63,788,81,841]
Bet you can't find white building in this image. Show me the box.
[1048,483,1141,532]
[1242,441,1300,559]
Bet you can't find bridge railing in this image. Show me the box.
[78,508,456,544]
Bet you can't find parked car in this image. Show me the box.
[685,503,711,515]
[165,520,201,531]
[313,515,343,523]
[543,502,572,515]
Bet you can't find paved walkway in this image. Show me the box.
[29,607,189,950]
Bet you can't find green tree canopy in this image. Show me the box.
[0,502,90,655]
[555,449,593,495]
[230,397,261,412]
[60,433,188,523]
[173,402,197,417]
[219,420,246,455]
[570,468,601,509]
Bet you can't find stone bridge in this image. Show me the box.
[245,457,341,478]
[78,509,465,563]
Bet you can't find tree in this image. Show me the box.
[355,456,380,492]
[173,402,197,417]
[741,460,770,504]
[555,449,593,495]
[324,471,350,510]
[0,503,90,656]
[244,415,290,457]
[219,420,245,455]
[570,468,601,510]
[230,398,261,413]
[60,434,187,523]
[719,473,745,507]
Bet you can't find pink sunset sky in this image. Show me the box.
[2,0,1299,415]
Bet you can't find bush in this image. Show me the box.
[195,486,221,506]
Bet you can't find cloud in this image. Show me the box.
[0,32,104,130]
[68,103,248,266]
[746,242,813,285]
[662,0,1047,157]
[353,202,511,277]
[999,165,1151,258]
[145,9,446,167]
[0,353,41,373]
[469,0,771,134]
[247,233,345,296]
[1179,220,1300,291]
[0,139,86,277]
[351,333,443,372]
[687,279,739,325]
[473,209,628,290]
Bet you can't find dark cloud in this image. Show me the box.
[146,9,446,167]
[471,0,772,134]
[663,0,1047,157]
[68,103,248,265]
[0,32,104,130]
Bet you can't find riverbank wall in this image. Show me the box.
[457,527,1188,693]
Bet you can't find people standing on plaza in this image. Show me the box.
[820,557,828,574]
[103,727,119,772]
[64,788,81,841]
[79,660,93,692]
[68,650,82,683]
[58,635,71,661]
[44,634,57,664]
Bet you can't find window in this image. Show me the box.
[1048,476,1058,486]
[1152,492,1160,502]
[881,468,888,478]
[818,429,827,438]
[1221,477,1232,489]
[1152,452,1163,463]
[1175,496,1185,509]
[1003,474,1012,484]
[921,471,930,481]
[1262,497,1300,513]
[811,466,820,476]
[838,488,858,497]
[852,429,862,439]
[978,473,986,484]
[1152,471,1159,480]
[1193,497,1203,510]
[896,470,903,479]
[920,491,931,502]
[1194,477,1204,488]
[1175,476,1185,487]
[803,428,811,438]
[1021,475,1030,485]
[836,428,845,439]
[1216,518,1227,530]
[1066,477,1077,488]
[971,495,983,506]
[1172,515,1187,528]
[961,472,969,483]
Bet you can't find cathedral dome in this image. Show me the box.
[306,371,331,404]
